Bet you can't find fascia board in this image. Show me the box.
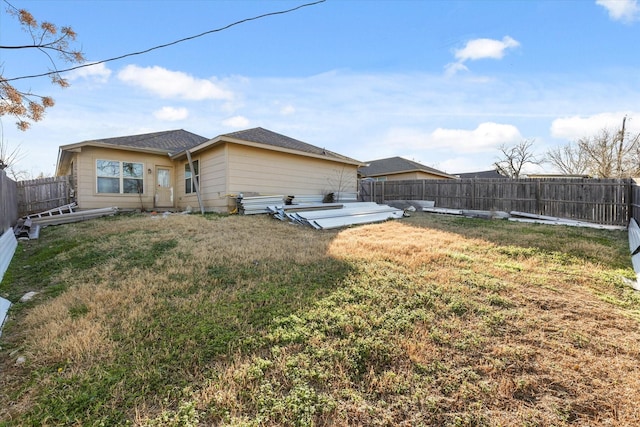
[60,141,171,156]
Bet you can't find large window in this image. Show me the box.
[97,160,144,194]
[185,160,199,194]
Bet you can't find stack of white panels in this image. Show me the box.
[628,219,640,291]
[239,195,285,215]
[0,228,17,283]
[276,202,403,229]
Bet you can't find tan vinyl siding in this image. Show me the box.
[227,144,358,196]
[74,147,173,211]
[176,145,229,212]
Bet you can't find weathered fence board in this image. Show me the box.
[631,178,640,224]
[17,176,71,217]
[0,170,18,232]
[360,178,632,226]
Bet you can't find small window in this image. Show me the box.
[96,160,144,194]
[185,160,199,194]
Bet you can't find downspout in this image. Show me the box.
[185,150,205,214]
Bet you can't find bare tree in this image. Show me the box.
[494,139,543,178]
[0,3,85,130]
[546,143,590,176]
[565,117,640,178]
[0,136,28,180]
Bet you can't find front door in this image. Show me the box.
[155,167,173,208]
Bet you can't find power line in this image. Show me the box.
[2,0,326,82]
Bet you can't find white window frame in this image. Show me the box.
[96,160,144,194]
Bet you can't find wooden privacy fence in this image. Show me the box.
[17,176,71,217]
[360,178,632,226]
[0,170,18,232]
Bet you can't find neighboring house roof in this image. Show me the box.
[182,127,365,166]
[455,169,506,179]
[525,173,591,179]
[359,156,455,179]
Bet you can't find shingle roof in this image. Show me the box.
[80,129,208,155]
[359,156,453,178]
[455,169,506,179]
[222,127,362,164]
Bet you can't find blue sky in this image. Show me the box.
[2,0,640,177]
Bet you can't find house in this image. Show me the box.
[455,169,506,179]
[55,127,364,213]
[358,156,456,181]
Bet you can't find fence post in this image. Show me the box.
[471,179,476,210]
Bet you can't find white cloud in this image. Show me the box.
[222,115,250,128]
[596,0,639,23]
[438,157,483,174]
[117,65,233,100]
[280,105,296,115]
[68,62,112,83]
[375,123,521,161]
[153,106,189,121]
[431,122,523,152]
[550,112,640,140]
[444,61,469,77]
[446,36,520,75]
[455,36,520,62]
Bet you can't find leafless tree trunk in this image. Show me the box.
[494,139,542,178]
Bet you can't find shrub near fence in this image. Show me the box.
[17,175,71,217]
[360,178,632,226]
[0,170,18,231]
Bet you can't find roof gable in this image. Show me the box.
[360,156,453,178]
[220,127,362,164]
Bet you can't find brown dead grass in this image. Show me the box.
[324,219,640,426]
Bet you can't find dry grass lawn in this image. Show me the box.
[1,212,639,426]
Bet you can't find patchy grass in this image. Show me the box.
[1,212,640,426]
